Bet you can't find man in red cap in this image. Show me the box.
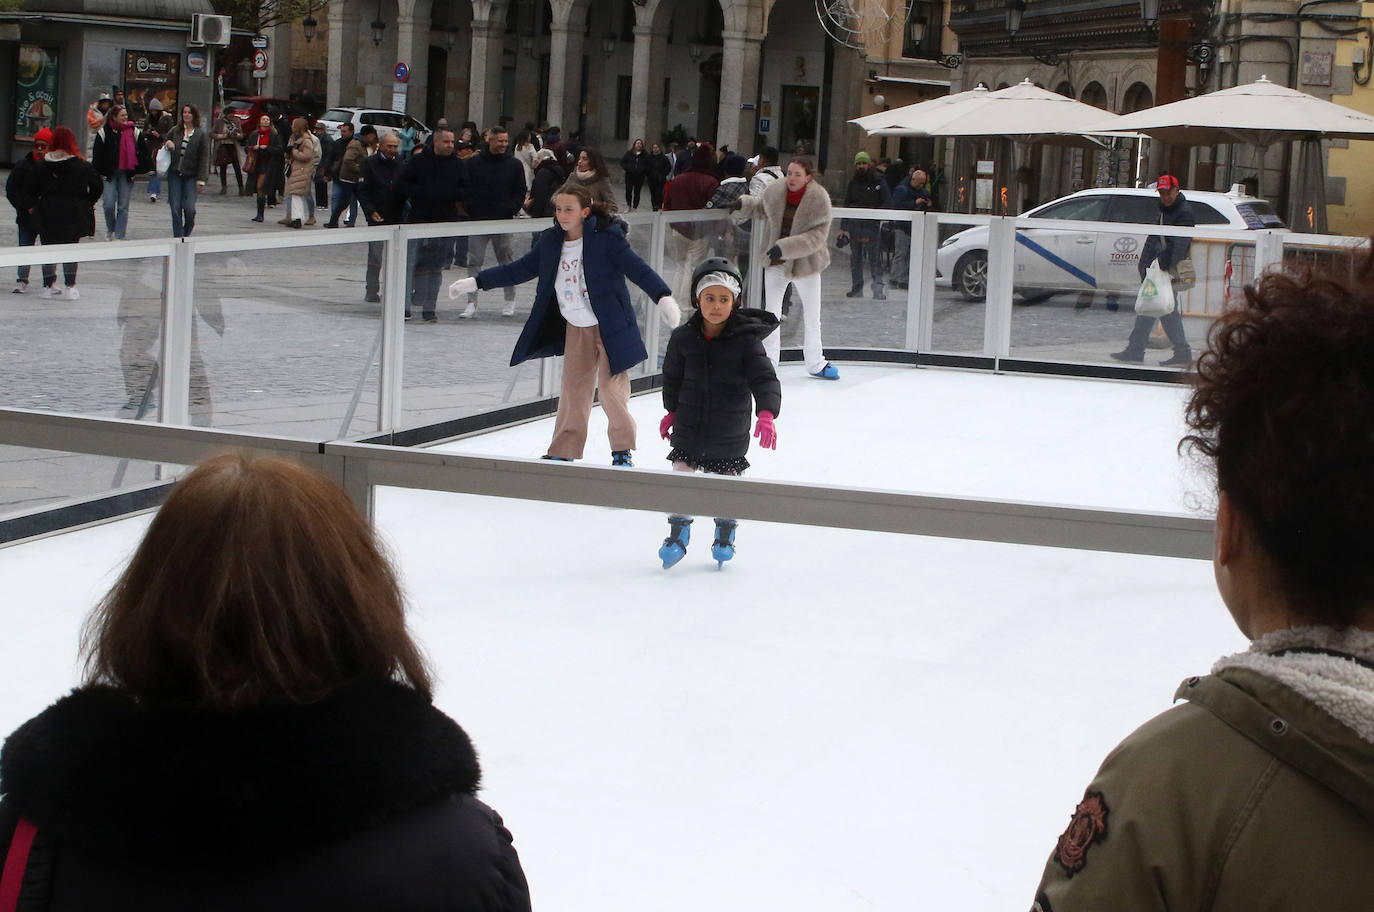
[1111,174,1195,368]
[4,127,56,293]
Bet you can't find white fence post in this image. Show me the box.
[982,216,1016,362]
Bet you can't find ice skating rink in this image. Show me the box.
[0,365,1244,909]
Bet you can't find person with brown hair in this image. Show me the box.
[449,184,676,464]
[245,113,283,223]
[163,103,209,237]
[1031,260,1374,910]
[0,453,532,910]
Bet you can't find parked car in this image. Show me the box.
[224,96,316,134]
[935,186,1286,302]
[316,107,430,143]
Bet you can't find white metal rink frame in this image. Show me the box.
[0,210,1355,429]
[0,406,1215,560]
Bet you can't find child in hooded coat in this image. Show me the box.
[657,258,782,568]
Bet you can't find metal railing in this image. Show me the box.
[0,406,1215,559]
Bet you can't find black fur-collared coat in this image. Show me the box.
[0,680,531,911]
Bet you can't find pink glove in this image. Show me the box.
[753,410,777,450]
[659,411,675,440]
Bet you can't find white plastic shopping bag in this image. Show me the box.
[1135,261,1175,317]
[155,146,172,176]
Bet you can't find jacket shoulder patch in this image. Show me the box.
[1053,790,1109,877]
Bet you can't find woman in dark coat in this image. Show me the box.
[32,126,103,298]
[620,138,648,211]
[245,113,284,223]
[524,148,566,220]
[645,142,671,211]
[0,453,532,912]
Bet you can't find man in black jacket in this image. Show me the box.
[398,126,467,322]
[357,131,406,304]
[458,125,526,318]
[840,151,891,300]
[1111,174,1195,368]
[5,129,55,292]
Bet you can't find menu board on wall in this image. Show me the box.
[15,45,58,142]
[123,50,180,123]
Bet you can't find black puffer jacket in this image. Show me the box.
[463,148,526,220]
[0,680,531,911]
[33,155,103,243]
[663,307,782,459]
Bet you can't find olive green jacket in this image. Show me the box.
[1032,628,1374,911]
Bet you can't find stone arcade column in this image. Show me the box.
[327,0,361,106]
[393,0,431,117]
[468,19,505,128]
[545,22,586,135]
[716,30,762,155]
[629,24,669,147]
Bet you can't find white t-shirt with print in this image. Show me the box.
[555,237,598,327]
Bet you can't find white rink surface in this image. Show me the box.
[0,365,1245,910]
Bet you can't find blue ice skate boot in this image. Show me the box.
[658,516,692,569]
[809,362,840,380]
[611,449,633,467]
[711,518,738,568]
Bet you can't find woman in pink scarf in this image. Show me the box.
[91,105,138,240]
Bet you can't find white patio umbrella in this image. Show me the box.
[850,79,1130,147]
[1079,75,1374,146]
[1079,75,1374,231]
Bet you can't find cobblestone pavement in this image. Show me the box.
[0,171,1201,516]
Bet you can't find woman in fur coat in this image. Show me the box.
[734,156,838,379]
[0,454,531,911]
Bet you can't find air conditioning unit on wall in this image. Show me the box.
[190,14,232,47]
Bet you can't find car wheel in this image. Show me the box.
[954,251,988,302]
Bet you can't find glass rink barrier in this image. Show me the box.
[0,205,1347,545]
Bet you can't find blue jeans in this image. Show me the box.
[102,171,133,239]
[15,222,54,286]
[166,174,199,237]
[329,181,358,226]
[147,171,162,198]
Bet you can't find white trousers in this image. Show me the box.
[762,267,826,373]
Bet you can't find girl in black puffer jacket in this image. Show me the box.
[658,258,781,569]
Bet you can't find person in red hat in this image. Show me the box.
[4,127,56,292]
[1111,174,1195,368]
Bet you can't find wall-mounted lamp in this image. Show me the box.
[601,36,616,56]
[873,94,886,106]
[909,16,926,45]
[444,26,458,50]
[370,2,386,47]
[688,42,702,61]
[1139,0,1160,29]
[521,35,535,57]
[1006,0,1026,37]
[301,7,317,43]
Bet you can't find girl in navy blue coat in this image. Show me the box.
[450,184,677,463]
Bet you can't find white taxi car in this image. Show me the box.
[317,107,430,143]
[935,187,1285,301]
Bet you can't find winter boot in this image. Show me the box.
[253,197,266,222]
[611,449,633,467]
[658,515,693,569]
[711,518,738,568]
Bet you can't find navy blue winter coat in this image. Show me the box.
[476,215,670,376]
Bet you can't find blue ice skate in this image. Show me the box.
[659,516,693,569]
[611,449,633,467]
[711,518,738,568]
[809,362,840,380]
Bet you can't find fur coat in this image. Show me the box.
[736,179,833,280]
[0,679,531,911]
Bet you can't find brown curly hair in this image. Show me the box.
[1182,254,1374,625]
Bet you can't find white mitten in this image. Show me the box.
[657,295,680,329]
[448,277,478,299]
